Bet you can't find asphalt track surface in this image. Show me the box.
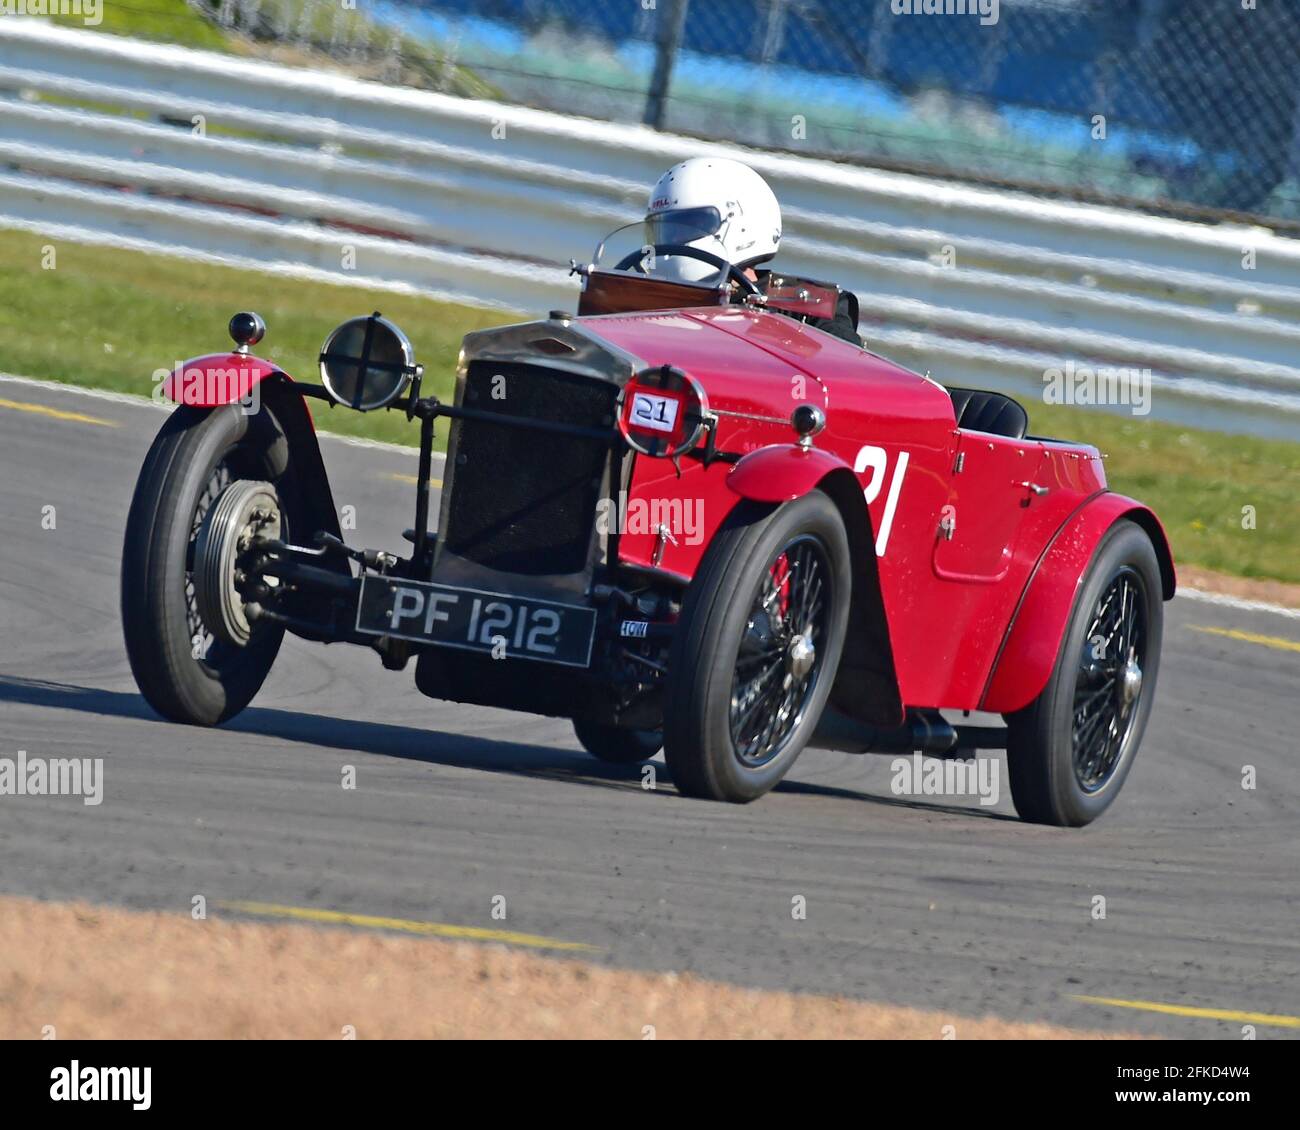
[1,378,1297,1039]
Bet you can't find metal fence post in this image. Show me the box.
[643,0,690,131]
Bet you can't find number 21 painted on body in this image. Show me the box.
[854,445,910,558]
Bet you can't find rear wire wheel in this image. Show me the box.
[664,492,851,802]
[121,404,290,725]
[1006,520,1163,826]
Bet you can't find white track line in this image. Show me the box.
[4,372,1299,620]
[0,371,168,411]
[326,432,425,459]
[1176,588,1300,621]
[0,371,425,459]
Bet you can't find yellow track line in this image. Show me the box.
[0,396,116,427]
[1071,994,1300,1028]
[387,472,443,488]
[216,899,598,952]
[1189,625,1300,654]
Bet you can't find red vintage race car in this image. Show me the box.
[121,241,1173,827]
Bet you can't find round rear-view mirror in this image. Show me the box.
[319,313,418,411]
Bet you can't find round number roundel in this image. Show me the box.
[618,365,708,458]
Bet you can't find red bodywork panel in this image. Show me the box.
[163,308,1174,720]
[727,445,850,502]
[162,352,301,417]
[981,492,1174,714]
[578,306,1173,714]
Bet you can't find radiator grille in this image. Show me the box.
[440,362,616,576]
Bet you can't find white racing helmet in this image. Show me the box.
[644,157,782,284]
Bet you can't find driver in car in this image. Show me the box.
[644,157,862,346]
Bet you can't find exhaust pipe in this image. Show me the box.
[810,708,1006,756]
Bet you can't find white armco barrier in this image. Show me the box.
[2,20,1299,438]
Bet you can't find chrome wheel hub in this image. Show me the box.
[1072,567,1147,793]
[193,479,281,647]
[787,633,815,680]
[1120,656,1143,709]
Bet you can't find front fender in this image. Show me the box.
[162,352,290,408]
[980,492,1175,714]
[163,357,341,547]
[726,444,850,502]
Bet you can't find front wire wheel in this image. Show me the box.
[183,455,231,667]
[731,536,831,767]
[122,405,290,725]
[665,492,851,803]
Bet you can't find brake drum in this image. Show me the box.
[193,479,281,647]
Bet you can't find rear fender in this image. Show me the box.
[163,357,342,547]
[980,492,1175,714]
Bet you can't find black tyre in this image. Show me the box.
[572,720,662,764]
[1007,520,1163,827]
[664,491,851,803]
[121,404,291,725]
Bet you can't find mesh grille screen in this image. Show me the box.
[441,362,615,575]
